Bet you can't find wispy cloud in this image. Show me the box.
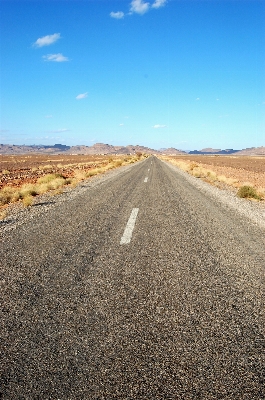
[111,0,167,18]
[43,53,69,62]
[152,0,167,9]
[130,0,150,14]
[119,123,124,126]
[110,11,125,19]
[76,92,88,100]
[34,33,61,48]
[196,98,200,101]
[45,115,53,118]
[153,124,167,128]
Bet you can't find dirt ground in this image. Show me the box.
[165,155,265,189]
[0,154,116,190]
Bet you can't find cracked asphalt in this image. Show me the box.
[1,156,264,399]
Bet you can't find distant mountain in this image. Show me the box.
[189,148,240,155]
[0,143,264,156]
[0,144,71,154]
[66,143,161,155]
[0,143,161,155]
[159,147,186,155]
[236,146,265,155]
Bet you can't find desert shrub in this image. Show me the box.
[49,177,66,190]
[0,209,7,220]
[206,171,217,181]
[237,185,261,200]
[189,162,198,171]
[0,187,15,205]
[22,195,33,207]
[37,173,62,184]
[73,170,86,180]
[85,169,98,177]
[19,184,38,198]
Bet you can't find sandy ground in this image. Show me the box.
[0,154,120,190]
[162,155,265,189]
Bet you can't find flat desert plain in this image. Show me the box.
[161,155,265,196]
[0,154,122,190]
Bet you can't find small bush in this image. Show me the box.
[0,209,7,220]
[73,170,86,180]
[22,195,33,207]
[19,184,38,198]
[0,187,19,205]
[237,185,261,200]
[37,174,62,184]
[86,169,98,177]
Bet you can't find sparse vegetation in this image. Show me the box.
[22,195,34,207]
[161,155,264,201]
[0,154,146,209]
[237,185,261,200]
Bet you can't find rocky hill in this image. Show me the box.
[0,143,264,156]
[159,148,187,155]
[236,146,265,155]
[189,148,240,155]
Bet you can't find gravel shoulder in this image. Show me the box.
[162,158,265,230]
[0,161,141,235]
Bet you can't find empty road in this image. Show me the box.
[1,156,264,399]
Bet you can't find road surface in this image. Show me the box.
[1,156,264,399]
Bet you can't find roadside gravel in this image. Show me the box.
[1,157,264,235]
[0,162,139,234]
[163,159,265,230]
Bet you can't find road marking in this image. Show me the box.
[148,168,150,171]
[144,177,148,182]
[120,208,139,244]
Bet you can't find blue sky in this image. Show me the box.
[0,0,264,150]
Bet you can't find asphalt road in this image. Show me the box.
[1,156,264,399]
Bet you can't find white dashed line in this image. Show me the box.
[144,177,148,182]
[120,208,139,244]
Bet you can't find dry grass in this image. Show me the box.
[161,156,264,201]
[0,208,7,220]
[22,195,34,207]
[0,154,147,210]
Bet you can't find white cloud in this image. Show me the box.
[130,0,150,14]
[110,11,125,19]
[45,115,53,118]
[153,124,167,128]
[152,0,167,9]
[76,92,88,100]
[119,123,124,126]
[196,98,200,101]
[34,33,61,47]
[43,53,69,62]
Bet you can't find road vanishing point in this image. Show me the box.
[1,156,264,399]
